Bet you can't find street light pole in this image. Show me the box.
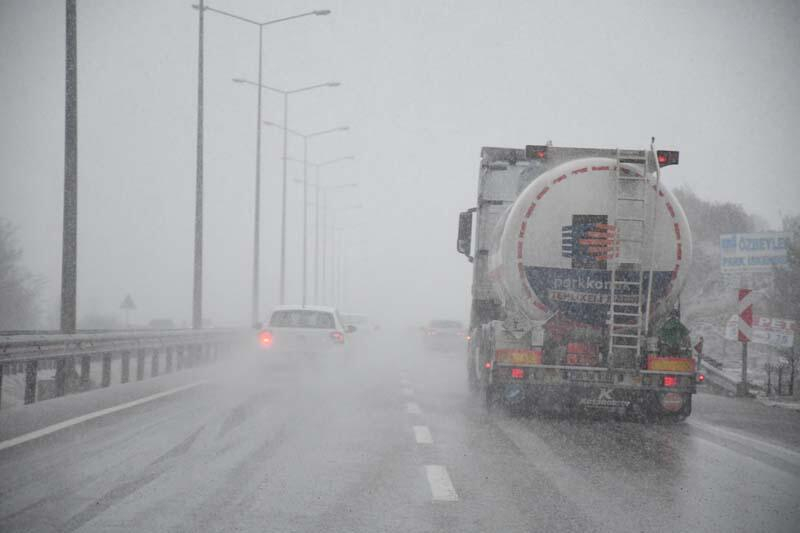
[331,227,338,306]
[332,224,362,309]
[336,229,342,307]
[340,235,347,308]
[261,121,348,305]
[280,92,289,304]
[237,80,340,305]
[251,24,263,326]
[61,0,78,333]
[314,166,321,301]
[302,136,308,306]
[321,187,328,304]
[199,5,331,323]
[192,0,204,329]
[323,203,361,305]
[312,157,355,302]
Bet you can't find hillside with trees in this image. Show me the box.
[671,188,797,386]
[672,186,767,324]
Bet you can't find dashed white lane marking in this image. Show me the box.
[425,465,458,501]
[0,381,207,453]
[406,402,422,415]
[414,425,433,444]
[400,378,411,386]
[401,387,414,396]
[688,419,800,466]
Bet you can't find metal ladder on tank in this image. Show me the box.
[606,149,650,368]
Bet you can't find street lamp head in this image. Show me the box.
[314,10,332,16]
[263,120,280,127]
[337,126,350,132]
[232,78,246,84]
[326,82,341,87]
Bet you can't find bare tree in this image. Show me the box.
[672,186,756,243]
[0,218,42,330]
[768,215,800,321]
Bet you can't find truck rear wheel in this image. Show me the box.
[663,394,692,422]
[644,393,692,423]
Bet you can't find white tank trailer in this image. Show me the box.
[457,143,697,419]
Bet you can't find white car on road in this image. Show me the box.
[257,305,354,355]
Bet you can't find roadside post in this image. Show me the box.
[694,336,704,369]
[792,341,797,397]
[737,288,753,396]
[121,294,136,328]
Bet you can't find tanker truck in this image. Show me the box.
[457,142,697,419]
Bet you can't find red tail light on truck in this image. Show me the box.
[656,150,679,167]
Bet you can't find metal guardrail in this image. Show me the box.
[691,322,765,397]
[0,329,245,408]
[699,359,740,395]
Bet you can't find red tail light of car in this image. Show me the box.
[330,331,345,344]
[259,330,273,347]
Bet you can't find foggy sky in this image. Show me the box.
[1,0,799,329]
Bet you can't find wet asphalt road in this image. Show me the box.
[1,332,798,533]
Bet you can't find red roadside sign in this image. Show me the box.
[738,289,753,343]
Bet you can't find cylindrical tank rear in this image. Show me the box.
[487,157,692,332]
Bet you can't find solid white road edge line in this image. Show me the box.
[0,381,208,453]
[687,419,800,466]
[414,425,433,444]
[425,465,458,501]
[406,402,422,415]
